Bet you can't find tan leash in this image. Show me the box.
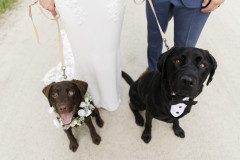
[134,0,170,50]
[29,0,67,79]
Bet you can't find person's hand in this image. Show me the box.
[201,0,225,13]
[39,0,57,17]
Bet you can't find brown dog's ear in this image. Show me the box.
[42,82,55,106]
[157,47,175,78]
[72,79,88,97]
[206,51,217,86]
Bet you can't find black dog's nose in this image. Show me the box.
[181,76,195,86]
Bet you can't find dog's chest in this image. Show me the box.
[150,97,193,122]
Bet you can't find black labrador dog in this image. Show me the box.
[122,47,217,143]
[42,80,104,152]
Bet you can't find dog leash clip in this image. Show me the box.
[163,38,170,51]
[61,66,67,79]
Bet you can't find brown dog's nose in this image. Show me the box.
[181,75,195,86]
[59,105,68,112]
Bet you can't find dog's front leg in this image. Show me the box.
[85,117,101,145]
[64,128,79,152]
[141,111,153,143]
[92,108,104,128]
[173,119,185,138]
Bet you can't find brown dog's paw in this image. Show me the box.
[96,118,104,128]
[92,134,101,145]
[69,140,79,152]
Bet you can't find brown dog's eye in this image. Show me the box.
[175,60,180,64]
[68,91,75,96]
[200,64,205,68]
[52,92,58,98]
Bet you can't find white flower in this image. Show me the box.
[88,104,95,110]
[89,95,93,101]
[85,97,89,102]
[80,102,86,108]
[53,119,60,128]
[78,109,85,116]
[70,122,76,127]
[72,118,78,125]
[86,101,90,106]
[60,120,63,125]
[85,110,92,117]
[49,107,54,114]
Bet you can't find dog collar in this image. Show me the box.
[49,93,95,130]
[170,97,190,117]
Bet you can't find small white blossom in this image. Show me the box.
[60,120,63,125]
[88,104,95,110]
[86,101,90,106]
[49,107,54,114]
[80,102,86,107]
[53,119,60,128]
[78,109,85,116]
[85,110,92,117]
[70,122,76,127]
[72,118,78,125]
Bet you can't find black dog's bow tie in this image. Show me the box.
[169,97,198,117]
[169,95,198,106]
[169,100,198,106]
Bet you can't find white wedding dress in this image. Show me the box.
[43,0,126,111]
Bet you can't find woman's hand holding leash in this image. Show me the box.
[39,0,57,17]
[201,0,225,13]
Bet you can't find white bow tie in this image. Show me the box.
[170,97,190,117]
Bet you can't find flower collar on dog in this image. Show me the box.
[49,93,95,130]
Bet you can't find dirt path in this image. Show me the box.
[0,0,240,160]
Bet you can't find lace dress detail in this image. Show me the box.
[55,0,86,25]
[107,0,126,22]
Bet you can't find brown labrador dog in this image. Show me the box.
[42,80,104,152]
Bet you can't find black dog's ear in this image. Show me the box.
[72,79,88,97]
[157,47,175,76]
[206,51,217,86]
[42,82,55,106]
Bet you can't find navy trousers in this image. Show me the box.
[146,0,210,71]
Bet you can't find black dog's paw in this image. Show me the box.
[141,130,152,144]
[92,134,101,145]
[135,115,144,126]
[173,127,185,138]
[69,140,79,152]
[96,118,104,128]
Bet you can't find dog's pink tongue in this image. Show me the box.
[60,113,73,125]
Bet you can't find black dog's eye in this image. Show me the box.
[200,63,205,68]
[52,92,58,98]
[68,90,75,96]
[175,59,180,64]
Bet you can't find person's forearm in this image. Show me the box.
[39,0,57,16]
